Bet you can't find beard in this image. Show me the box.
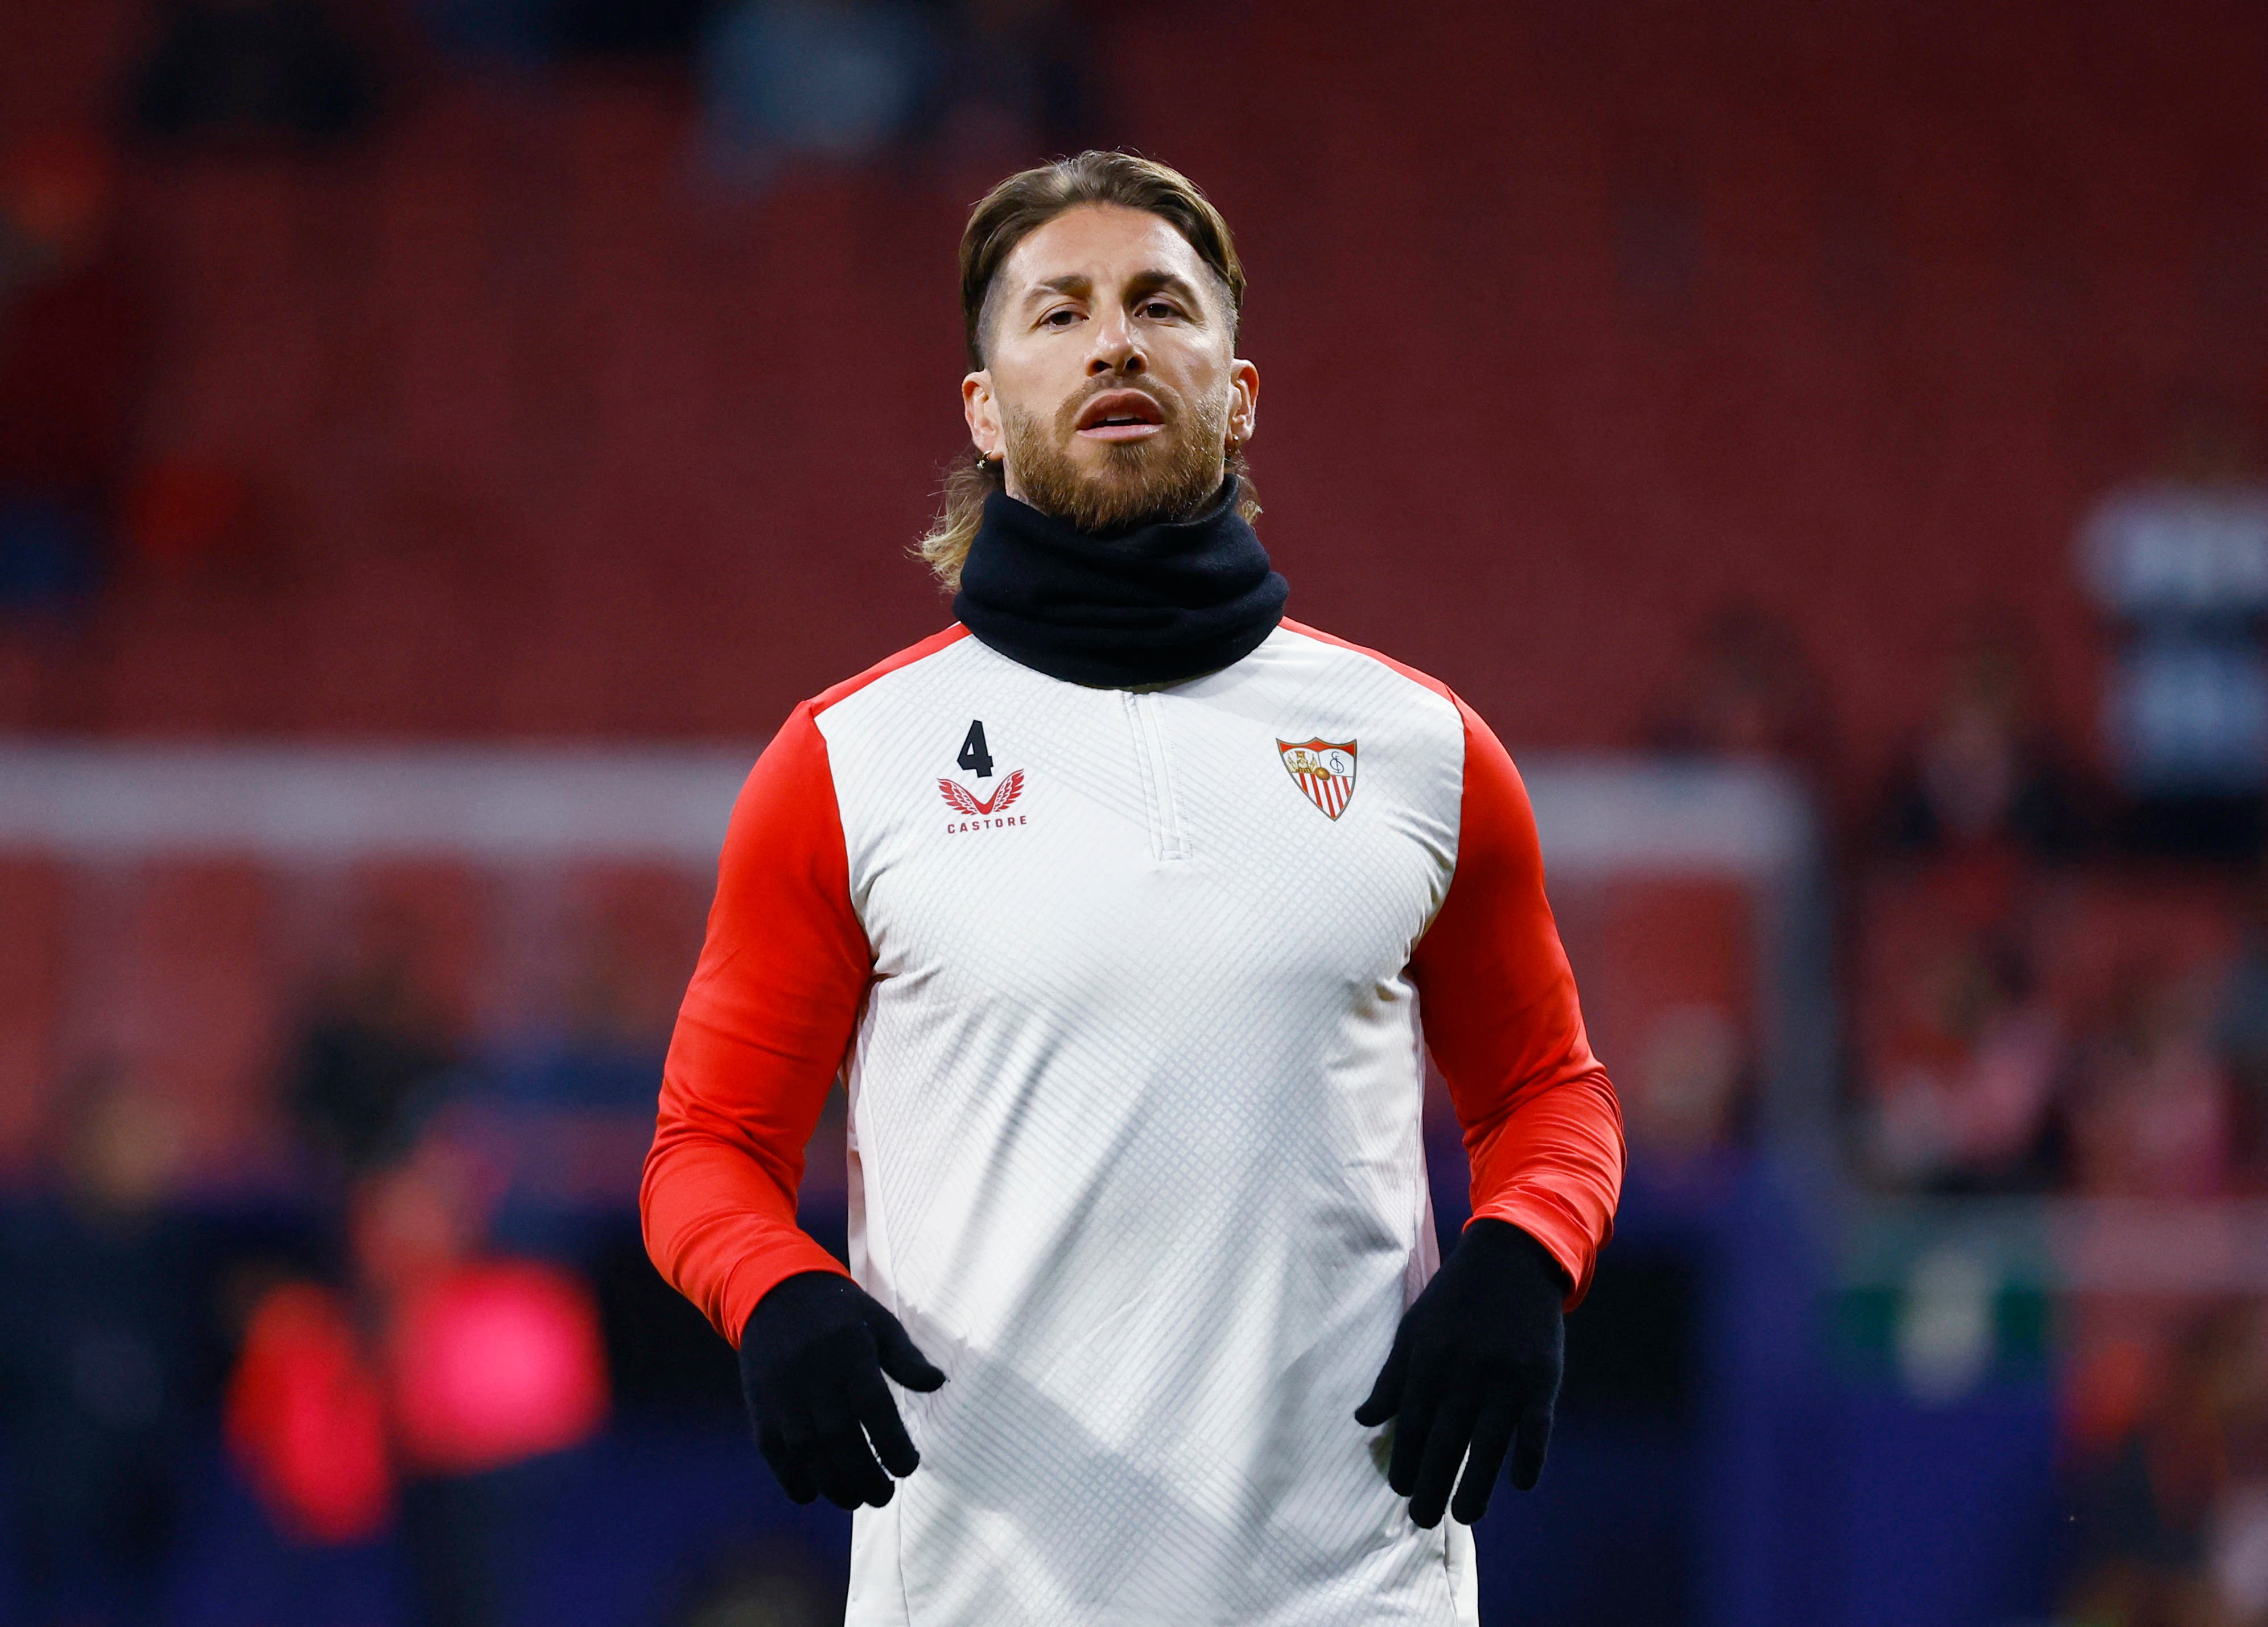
[1004,376,1230,536]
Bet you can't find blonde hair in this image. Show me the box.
[917,151,1256,592]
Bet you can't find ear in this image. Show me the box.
[1227,357,1259,451]
[963,371,1003,461]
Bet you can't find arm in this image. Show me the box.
[1357,696,1626,1527]
[641,700,868,1340]
[640,703,942,1509]
[1408,696,1624,1307]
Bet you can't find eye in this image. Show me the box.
[1137,299,1183,320]
[1041,307,1081,328]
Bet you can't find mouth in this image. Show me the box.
[1073,389,1167,443]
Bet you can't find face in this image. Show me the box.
[963,203,1259,533]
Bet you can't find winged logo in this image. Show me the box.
[939,769,1024,817]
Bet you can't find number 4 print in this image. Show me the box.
[958,720,995,779]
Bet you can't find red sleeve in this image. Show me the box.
[1409,697,1626,1308]
[641,701,869,1346]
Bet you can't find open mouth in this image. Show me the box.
[1074,389,1167,442]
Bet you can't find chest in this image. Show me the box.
[820,654,1461,1001]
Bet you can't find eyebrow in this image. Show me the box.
[1021,269,1211,321]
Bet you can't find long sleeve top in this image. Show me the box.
[643,618,1623,1627]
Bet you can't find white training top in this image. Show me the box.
[644,620,1623,1626]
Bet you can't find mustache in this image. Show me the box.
[1052,375,1181,439]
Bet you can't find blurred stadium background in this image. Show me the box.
[2,1,2266,1623]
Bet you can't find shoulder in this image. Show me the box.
[807,625,975,718]
[1274,617,1458,705]
[754,626,976,784]
[1271,617,1479,743]
[1272,620,1528,800]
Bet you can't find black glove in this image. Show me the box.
[739,1270,947,1509]
[1354,1219,1569,1528]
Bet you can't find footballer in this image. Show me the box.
[643,151,1624,1625]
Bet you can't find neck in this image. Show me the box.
[952,475,1288,688]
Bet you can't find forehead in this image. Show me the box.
[999,203,1213,298]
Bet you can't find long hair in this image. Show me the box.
[917,151,1259,592]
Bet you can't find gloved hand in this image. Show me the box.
[1354,1219,1569,1528]
[739,1270,946,1509]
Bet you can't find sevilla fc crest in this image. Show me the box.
[1278,738,1358,820]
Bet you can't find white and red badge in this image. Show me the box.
[1277,738,1358,820]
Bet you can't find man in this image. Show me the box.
[643,151,1623,1625]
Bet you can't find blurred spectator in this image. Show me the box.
[546,0,714,53]
[129,0,376,151]
[265,889,573,1624]
[2081,392,2268,860]
[2067,964,2234,1201]
[418,0,712,62]
[0,498,97,610]
[2066,1303,2268,1627]
[1875,619,2098,862]
[2217,861,2268,1180]
[929,0,1091,183]
[0,131,144,610]
[695,0,1091,191]
[229,1122,609,1627]
[224,1277,396,1545]
[415,0,555,62]
[0,1069,209,1627]
[286,943,462,1185]
[698,1,942,187]
[359,1128,609,1627]
[1651,603,1838,787]
[1863,930,2067,1192]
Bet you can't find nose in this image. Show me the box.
[1087,307,1145,377]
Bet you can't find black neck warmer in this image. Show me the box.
[952,477,1289,688]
